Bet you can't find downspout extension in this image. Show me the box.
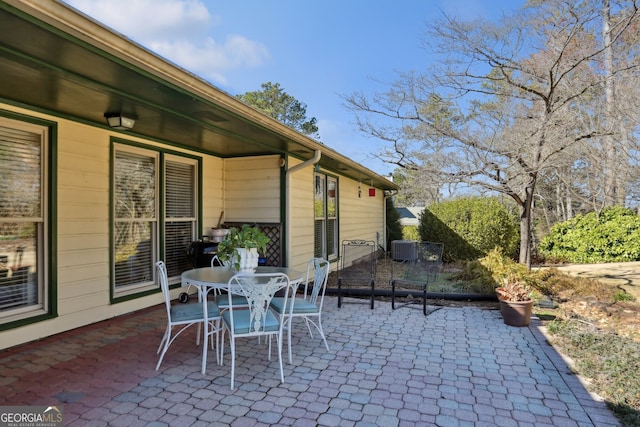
[285,150,322,266]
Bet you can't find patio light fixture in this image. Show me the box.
[104,112,137,130]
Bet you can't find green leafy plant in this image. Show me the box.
[419,197,519,262]
[216,224,269,269]
[539,206,640,263]
[402,225,420,240]
[613,291,634,302]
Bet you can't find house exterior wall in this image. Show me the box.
[0,103,389,350]
[337,177,385,268]
[0,104,225,349]
[222,156,282,224]
[201,155,224,238]
[286,158,386,272]
[287,158,315,270]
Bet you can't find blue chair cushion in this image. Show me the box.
[215,294,249,308]
[170,301,219,322]
[270,297,319,314]
[222,309,281,334]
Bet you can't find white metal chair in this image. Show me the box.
[220,272,291,389]
[209,255,249,311]
[270,258,330,363]
[155,261,221,371]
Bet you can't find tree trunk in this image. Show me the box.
[602,0,617,206]
[519,183,535,269]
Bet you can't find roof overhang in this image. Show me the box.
[0,0,398,191]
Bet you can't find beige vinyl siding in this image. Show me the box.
[0,108,161,348]
[0,105,217,349]
[57,122,110,314]
[288,158,315,270]
[0,104,389,350]
[288,162,386,272]
[201,155,224,236]
[337,177,385,267]
[223,155,281,223]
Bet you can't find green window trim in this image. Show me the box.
[110,139,201,303]
[314,172,338,261]
[0,111,57,330]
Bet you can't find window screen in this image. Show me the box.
[0,122,45,316]
[164,158,196,277]
[113,149,157,290]
[314,172,338,260]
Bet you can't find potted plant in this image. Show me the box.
[495,275,534,327]
[216,224,269,272]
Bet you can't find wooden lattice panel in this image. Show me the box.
[225,222,282,266]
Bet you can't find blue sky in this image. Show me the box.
[64,0,524,176]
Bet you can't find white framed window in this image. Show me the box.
[112,143,198,299]
[0,116,50,325]
[113,146,158,297]
[314,173,338,260]
[164,155,197,278]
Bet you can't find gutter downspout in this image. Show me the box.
[285,150,322,266]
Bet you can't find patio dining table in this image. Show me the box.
[181,266,304,374]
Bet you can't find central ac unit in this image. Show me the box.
[391,240,418,261]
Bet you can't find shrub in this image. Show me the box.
[451,248,529,291]
[539,206,640,263]
[419,197,519,262]
[386,198,403,243]
[402,225,420,240]
[450,248,547,296]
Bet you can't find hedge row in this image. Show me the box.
[418,197,519,262]
[539,206,640,263]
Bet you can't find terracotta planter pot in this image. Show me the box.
[498,298,533,327]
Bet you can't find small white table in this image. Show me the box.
[181,266,304,293]
[181,266,304,374]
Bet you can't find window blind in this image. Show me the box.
[0,124,42,312]
[165,159,196,277]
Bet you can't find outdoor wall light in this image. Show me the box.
[104,112,137,130]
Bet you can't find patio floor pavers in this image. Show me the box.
[0,297,621,426]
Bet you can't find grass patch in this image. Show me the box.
[545,319,640,426]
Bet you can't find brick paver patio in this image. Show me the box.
[0,296,620,426]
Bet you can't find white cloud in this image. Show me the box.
[149,36,270,85]
[66,0,212,39]
[64,0,269,85]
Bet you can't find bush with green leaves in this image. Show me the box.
[386,198,403,242]
[450,247,565,298]
[419,197,519,262]
[451,248,540,292]
[402,225,420,240]
[539,206,640,263]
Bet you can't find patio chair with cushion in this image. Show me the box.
[209,255,249,311]
[155,261,222,370]
[220,272,292,389]
[390,241,444,316]
[270,257,330,363]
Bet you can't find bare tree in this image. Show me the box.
[343,0,639,267]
